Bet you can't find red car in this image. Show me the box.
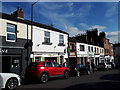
[25,61,70,83]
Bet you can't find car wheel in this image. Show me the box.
[5,78,18,90]
[64,71,69,79]
[40,73,48,84]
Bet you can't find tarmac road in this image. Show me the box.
[17,69,120,89]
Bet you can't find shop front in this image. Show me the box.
[87,52,95,67]
[0,47,24,75]
[32,52,65,65]
[77,54,88,66]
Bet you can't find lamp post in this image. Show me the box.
[31,0,39,62]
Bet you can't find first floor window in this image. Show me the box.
[80,45,85,51]
[6,23,16,42]
[44,31,50,43]
[59,34,64,44]
[70,44,74,51]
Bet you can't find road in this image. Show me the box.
[17,69,120,89]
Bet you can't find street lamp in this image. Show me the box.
[31,0,40,45]
[31,0,40,62]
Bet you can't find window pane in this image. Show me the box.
[59,40,64,44]
[44,38,50,43]
[88,46,90,52]
[59,35,64,44]
[7,33,16,41]
[59,35,63,39]
[80,45,84,51]
[45,31,50,37]
[7,24,16,33]
[70,44,74,50]
[91,47,93,52]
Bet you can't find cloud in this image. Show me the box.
[89,25,106,31]
[65,26,86,37]
[106,31,118,43]
[107,31,118,37]
[79,23,106,31]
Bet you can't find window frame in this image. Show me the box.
[70,44,75,51]
[6,23,17,42]
[44,31,50,43]
[59,34,64,44]
[42,31,52,45]
[80,45,85,51]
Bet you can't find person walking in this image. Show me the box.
[91,61,95,73]
[63,62,67,67]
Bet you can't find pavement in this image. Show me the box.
[16,69,120,89]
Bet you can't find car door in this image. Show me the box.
[0,74,3,88]
[53,62,64,75]
[46,62,56,76]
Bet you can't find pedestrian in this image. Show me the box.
[91,61,95,73]
[63,62,67,67]
[86,62,90,71]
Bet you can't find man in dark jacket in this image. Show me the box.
[91,61,95,73]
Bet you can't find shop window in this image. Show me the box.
[11,57,20,68]
[35,57,41,62]
[6,23,17,42]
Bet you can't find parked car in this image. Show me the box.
[70,64,90,76]
[97,62,112,71]
[0,73,21,90]
[25,61,70,83]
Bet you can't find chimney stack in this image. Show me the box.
[11,6,24,19]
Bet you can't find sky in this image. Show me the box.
[1,1,119,43]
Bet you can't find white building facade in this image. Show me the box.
[76,42,88,66]
[32,26,69,65]
[76,42,105,67]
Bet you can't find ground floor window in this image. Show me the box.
[45,57,57,62]
[35,56,41,62]
[2,55,21,75]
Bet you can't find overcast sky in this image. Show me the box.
[1,1,119,43]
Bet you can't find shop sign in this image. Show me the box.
[0,48,8,53]
[48,54,54,57]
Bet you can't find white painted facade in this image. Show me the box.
[32,26,68,64]
[76,42,88,65]
[76,42,105,66]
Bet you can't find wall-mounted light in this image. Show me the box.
[37,44,40,47]
[54,46,56,48]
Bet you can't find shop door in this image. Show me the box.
[11,56,21,75]
[2,56,11,73]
